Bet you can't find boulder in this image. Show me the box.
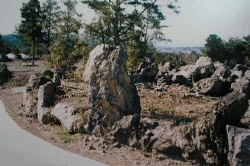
[111,115,140,146]
[194,56,215,80]
[37,82,54,124]
[140,125,197,161]
[83,44,141,132]
[193,92,249,165]
[171,56,215,85]
[231,77,250,97]
[244,70,250,80]
[226,125,250,166]
[23,86,37,117]
[6,53,16,60]
[51,103,89,133]
[0,64,12,85]
[212,65,231,80]
[172,64,195,84]
[137,58,158,82]
[194,76,223,95]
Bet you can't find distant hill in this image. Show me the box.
[156,46,203,54]
[3,34,24,46]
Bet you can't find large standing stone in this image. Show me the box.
[83,44,141,132]
[226,125,250,166]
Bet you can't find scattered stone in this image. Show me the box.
[226,125,250,166]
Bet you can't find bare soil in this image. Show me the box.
[1,60,249,166]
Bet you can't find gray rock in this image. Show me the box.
[23,86,37,117]
[37,82,54,108]
[83,44,141,132]
[51,103,89,133]
[212,65,231,80]
[244,70,250,80]
[111,115,140,146]
[137,58,158,82]
[172,56,215,85]
[231,77,250,96]
[194,76,223,95]
[195,56,215,80]
[37,82,54,124]
[226,125,250,166]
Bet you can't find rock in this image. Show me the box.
[51,103,89,133]
[111,115,140,146]
[83,44,141,132]
[233,64,248,74]
[42,69,54,79]
[172,67,192,86]
[0,64,12,85]
[37,82,54,124]
[193,92,249,165]
[137,58,158,82]
[6,53,16,60]
[140,125,196,161]
[171,56,215,85]
[37,82,54,108]
[194,76,223,95]
[23,86,37,117]
[27,74,50,89]
[226,125,250,166]
[244,70,250,80]
[27,74,39,88]
[37,107,50,125]
[212,92,248,125]
[194,56,215,80]
[231,77,250,97]
[212,65,231,80]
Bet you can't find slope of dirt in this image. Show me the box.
[2,60,249,165]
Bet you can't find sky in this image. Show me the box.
[0,0,250,47]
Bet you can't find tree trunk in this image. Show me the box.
[32,38,36,66]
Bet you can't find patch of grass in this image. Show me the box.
[57,127,72,143]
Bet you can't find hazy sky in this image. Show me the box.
[0,0,250,47]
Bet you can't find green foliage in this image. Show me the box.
[41,0,61,52]
[202,34,226,62]
[0,34,21,56]
[82,0,179,71]
[47,0,82,70]
[17,0,44,65]
[203,34,250,66]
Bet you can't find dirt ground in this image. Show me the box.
[1,60,249,166]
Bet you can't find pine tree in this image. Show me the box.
[18,0,44,66]
[42,0,61,53]
[48,0,82,72]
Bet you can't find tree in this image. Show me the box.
[202,34,226,62]
[82,0,179,71]
[17,0,44,66]
[41,0,61,53]
[225,37,245,64]
[48,0,82,71]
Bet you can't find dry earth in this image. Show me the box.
[1,60,250,165]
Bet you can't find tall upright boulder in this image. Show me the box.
[83,44,141,132]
